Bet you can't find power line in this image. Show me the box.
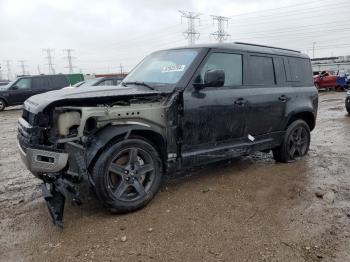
[18,60,27,75]
[43,48,55,74]
[211,15,230,43]
[179,10,201,45]
[4,60,12,80]
[63,49,76,74]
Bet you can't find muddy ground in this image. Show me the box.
[0,91,349,262]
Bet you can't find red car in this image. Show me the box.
[314,71,347,90]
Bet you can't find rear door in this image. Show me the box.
[31,76,50,95]
[243,54,289,136]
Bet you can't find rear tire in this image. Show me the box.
[92,137,163,213]
[273,120,310,163]
[0,99,6,111]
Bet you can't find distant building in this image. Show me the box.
[311,56,350,73]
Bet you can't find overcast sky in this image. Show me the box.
[0,0,350,78]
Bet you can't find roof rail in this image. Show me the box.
[233,42,301,53]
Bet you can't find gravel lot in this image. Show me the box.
[0,92,349,262]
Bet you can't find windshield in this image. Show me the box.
[123,49,199,86]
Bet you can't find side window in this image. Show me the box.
[32,77,49,89]
[49,76,69,89]
[247,55,275,85]
[197,52,242,86]
[285,57,313,85]
[97,79,114,86]
[114,79,122,85]
[15,78,31,89]
[273,57,287,84]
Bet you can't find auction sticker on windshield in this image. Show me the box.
[162,64,186,73]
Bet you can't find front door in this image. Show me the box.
[181,51,247,165]
[8,78,33,104]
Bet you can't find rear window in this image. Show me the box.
[285,57,313,85]
[32,77,49,89]
[247,55,275,85]
[49,75,69,89]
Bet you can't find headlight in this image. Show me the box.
[347,90,350,95]
[57,111,81,136]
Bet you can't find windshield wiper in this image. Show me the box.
[122,81,155,90]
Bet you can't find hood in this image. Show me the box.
[24,85,164,114]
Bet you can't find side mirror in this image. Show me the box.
[193,69,225,90]
[11,85,19,90]
[204,69,225,87]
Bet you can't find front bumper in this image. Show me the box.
[18,142,68,174]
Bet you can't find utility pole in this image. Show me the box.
[18,60,27,76]
[312,42,316,59]
[43,48,55,74]
[4,60,12,80]
[211,15,231,43]
[37,64,41,74]
[63,49,75,74]
[179,10,201,45]
[118,63,123,75]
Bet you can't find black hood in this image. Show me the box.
[24,85,164,114]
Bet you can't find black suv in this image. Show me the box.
[17,43,318,226]
[0,74,69,111]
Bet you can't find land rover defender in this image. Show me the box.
[17,43,318,226]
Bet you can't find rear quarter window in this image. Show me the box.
[285,57,313,85]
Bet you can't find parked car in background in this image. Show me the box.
[0,74,70,111]
[314,71,347,91]
[64,76,124,89]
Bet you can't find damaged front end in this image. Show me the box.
[18,90,170,227]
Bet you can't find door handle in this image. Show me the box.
[234,98,247,106]
[279,95,288,102]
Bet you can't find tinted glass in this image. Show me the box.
[197,53,242,86]
[123,49,199,84]
[49,75,69,89]
[15,78,31,89]
[32,77,49,89]
[97,79,114,86]
[273,57,287,84]
[247,56,275,85]
[286,57,313,84]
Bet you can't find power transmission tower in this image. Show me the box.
[63,49,76,74]
[312,42,316,59]
[211,15,231,43]
[18,60,27,75]
[4,60,12,80]
[179,10,201,45]
[43,49,56,74]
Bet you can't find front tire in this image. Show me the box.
[0,99,6,111]
[346,98,350,114]
[92,137,163,213]
[273,120,310,163]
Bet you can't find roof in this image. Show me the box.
[167,42,309,58]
